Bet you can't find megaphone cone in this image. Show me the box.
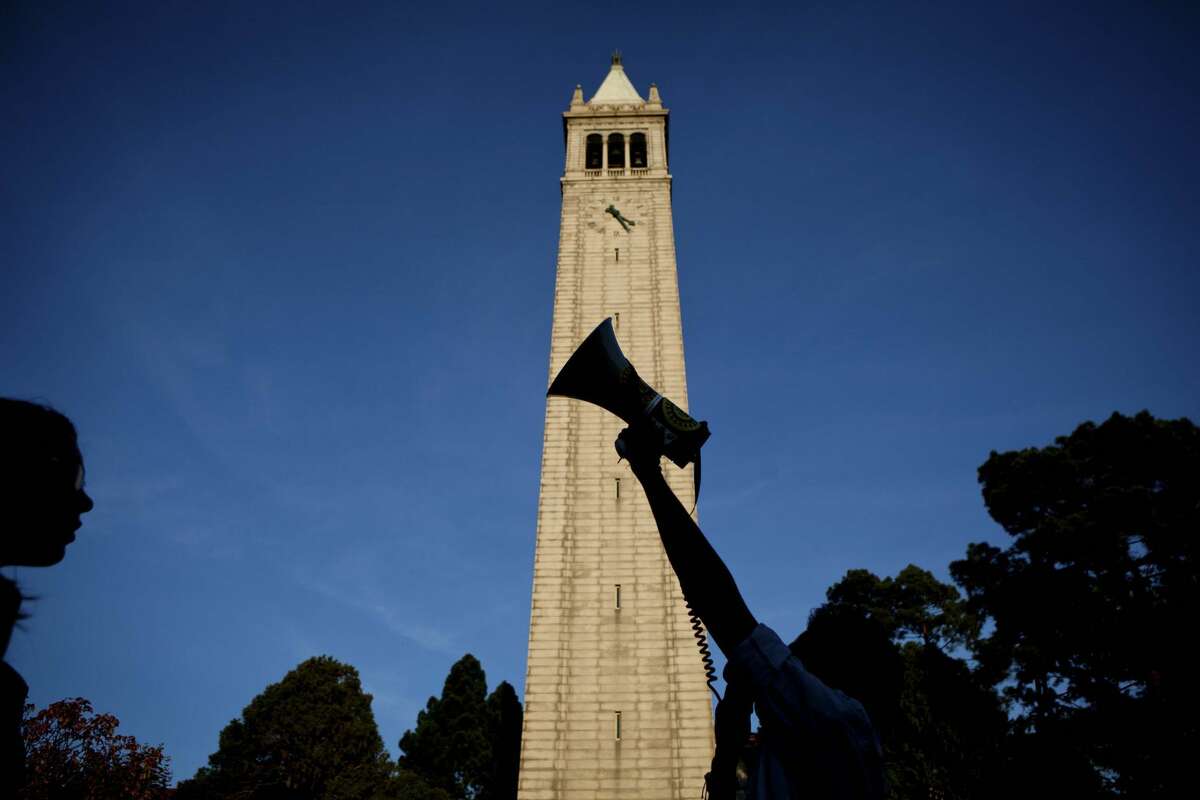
[547,318,643,422]
[548,318,710,470]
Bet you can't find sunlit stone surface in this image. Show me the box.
[518,57,714,800]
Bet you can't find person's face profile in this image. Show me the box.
[2,447,94,567]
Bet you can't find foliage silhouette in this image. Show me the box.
[482,681,520,800]
[482,681,522,800]
[814,571,1005,800]
[886,643,1007,800]
[951,410,1198,796]
[175,656,391,800]
[381,768,454,800]
[20,697,171,799]
[398,655,522,800]
[825,564,978,652]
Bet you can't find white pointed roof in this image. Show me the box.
[588,56,644,105]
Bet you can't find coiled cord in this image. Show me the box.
[686,599,722,702]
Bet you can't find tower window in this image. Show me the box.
[630,133,648,168]
[615,247,619,262]
[615,584,622,609]
[585,134,603,169]
[607,133,625,168]
[615,477,621,499]
[614,711,622,740]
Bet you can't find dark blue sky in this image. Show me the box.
[3,0,1197,784]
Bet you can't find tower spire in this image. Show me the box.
[588,54,643,105]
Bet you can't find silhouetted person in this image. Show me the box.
[1,399,94,793]
[617,425,891,800]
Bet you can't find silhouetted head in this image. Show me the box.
[0,399,93,567]
[789,604,903,740]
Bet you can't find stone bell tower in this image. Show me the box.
[518,55,714,800]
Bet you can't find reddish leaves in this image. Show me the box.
[21,697,171,799]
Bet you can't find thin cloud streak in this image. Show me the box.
[289,561,456,655]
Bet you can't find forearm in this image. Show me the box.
[634,465,757,653]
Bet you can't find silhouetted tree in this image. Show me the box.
[825,564,979,651]
[481,681,522,800]
[175,656,391,800]
[21,697,171,799]
[819,569,1005,800]
[398,655,522,800]
[887,643,1008,800]
[380,768,454,800]
[950,410,1199,797]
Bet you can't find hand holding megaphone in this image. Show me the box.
[614,423,669,476]
[547,318,709,496]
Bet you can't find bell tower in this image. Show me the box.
[518,56,713,800]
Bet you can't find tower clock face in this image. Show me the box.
[585,196,648,235]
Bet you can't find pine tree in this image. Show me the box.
[951,411,1199,796]
[482,681,522,800]
[398,655,522,800]
[176,656,391,800]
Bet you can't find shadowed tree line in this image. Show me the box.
[171,654,521,800]
[808,410,1197,799]
[18,411,1194,798]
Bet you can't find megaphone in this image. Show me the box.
[547,318,710,475]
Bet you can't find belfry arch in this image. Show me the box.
[630,132,647,168]
[606,132,625,169]
[585,134,603,169]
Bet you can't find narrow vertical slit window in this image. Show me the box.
[614,311,620,329]
[615,247,620,262]
[614,711,622,740]
[615,584,621,609]
[615,477,621,499]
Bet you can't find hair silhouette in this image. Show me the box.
[1,397,93,794]
[791,604,903,741]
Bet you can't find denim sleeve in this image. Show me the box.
[727,623,884,798]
